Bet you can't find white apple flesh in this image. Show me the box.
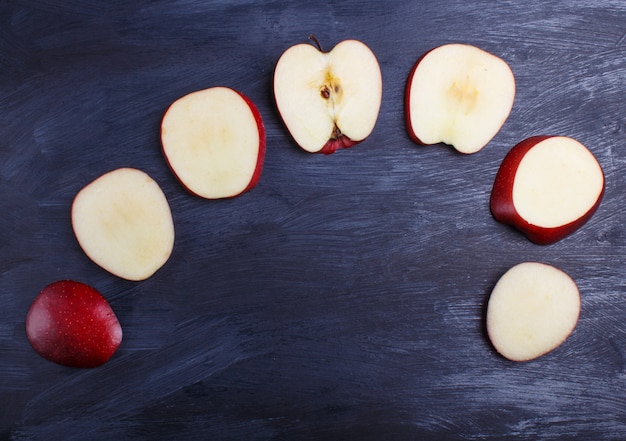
[491,136,604,245]
[273,37,382,154]
[405,43,515,154]
[71,167,175,281]
[487,262,581,362]
[161,86,265,199]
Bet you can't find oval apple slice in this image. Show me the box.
[487,262,580,362]
[72,167,175,281]
[26,280,123,368]
[405,43,515,154]
[161,86,265,199]
[273,37,382,154]
[491,136,604,244]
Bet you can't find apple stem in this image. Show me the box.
[308,34,323,52]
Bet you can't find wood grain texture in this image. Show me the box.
[1,0,625,439]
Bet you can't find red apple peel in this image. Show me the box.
[26,280,122,368]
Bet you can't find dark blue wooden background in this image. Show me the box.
[1,1,625,439]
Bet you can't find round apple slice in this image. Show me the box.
[273,37,382,154]
[26,280,123,368]
[491,136,604,245]
[487,262,581,362]
[71,167,175,281]
[405,43,515,154]
[161,86,265,199]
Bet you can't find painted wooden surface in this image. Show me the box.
[1,1,625,439]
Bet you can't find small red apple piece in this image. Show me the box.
[486,262,581,362]
[26,280,123,368]
[491,135,604,245]
[273,36,382,154]
[405,43,515,154]
[71,167,175,281]
[161,86,265,199]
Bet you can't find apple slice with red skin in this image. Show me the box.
[487,262,580,362]
[405,43,515,154]
[491,135,604,245]
[72,167,175,281]
[273,36,382,154]
[26,280,123,368]
[161,86,265,199]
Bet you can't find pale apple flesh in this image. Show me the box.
[71,167,175,281]
[161,86,265,199]
[405,43,515,154]
[273,38,382,154]
[491,136,604,245]
[487,262,580,362]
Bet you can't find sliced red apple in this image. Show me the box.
[161,86,265,199]
[273,36,382,154]
[486,262,581,362]
[26,280,123,368]
[491,135,604,245]
[71,167,175,281]
[405,43,515,154]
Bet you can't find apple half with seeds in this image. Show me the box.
[26,280,123,368]
[487,262,581,362]
[71,167,175,281]
[274,36,382,154]
[405,43,515,154]
[491,135,604,245]
[161,86,265,199]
